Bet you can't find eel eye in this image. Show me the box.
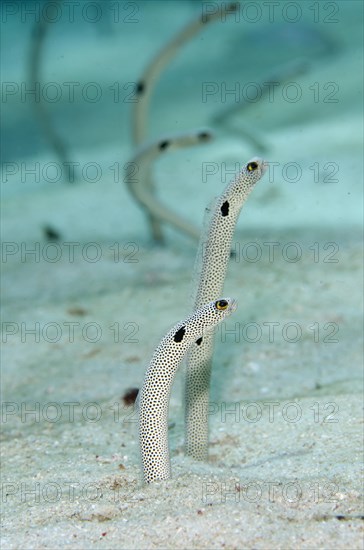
[247,161,258,172]
[215,299,228,311]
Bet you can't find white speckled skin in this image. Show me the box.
[185,158,268,460]
[139,298,237,483]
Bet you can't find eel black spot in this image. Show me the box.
[136,81,145,94]
[174,326,186,342]
[196,337,203,346]
[43,225,60,241]
[159,140,170,151]
[221,200,229,217]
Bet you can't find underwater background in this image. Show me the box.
[1,1,363,548]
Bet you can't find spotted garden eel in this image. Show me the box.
[139,297,237,483]
[185,157,268,460]
[133,2,239,146]
[131,2,238,241]
[125,130,213,242]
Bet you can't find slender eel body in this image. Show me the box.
[125,130,213,242]
[130,2,238,241]
[133,2,239,146]
[139,298,237,483]
[185,158,268,460]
